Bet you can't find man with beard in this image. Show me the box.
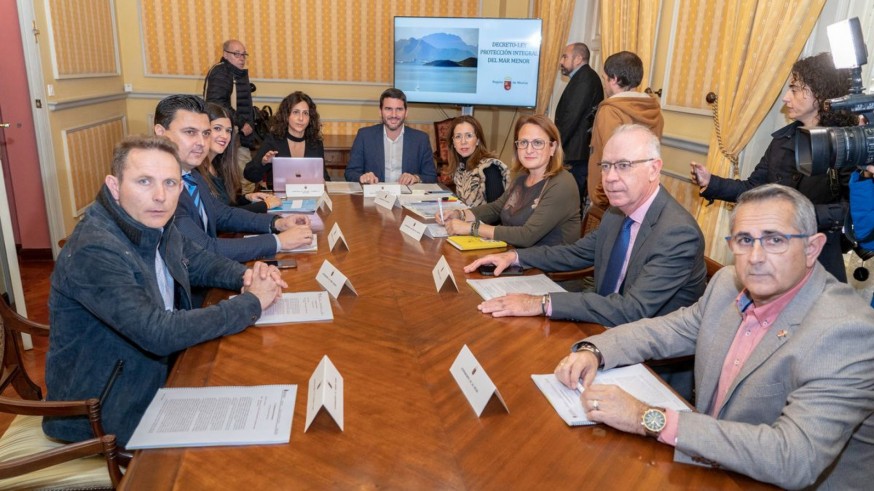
[344,88,437,184]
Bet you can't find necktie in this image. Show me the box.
[599,217,634,296]
[182,174,208,231]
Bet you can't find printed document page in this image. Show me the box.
[532,364,689,426]
[256,292,334,325]
[127,385,297,449]
[467,274,566,301]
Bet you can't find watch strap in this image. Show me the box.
[570,341,603,368]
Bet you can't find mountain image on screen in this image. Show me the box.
[395,29,479,94]
[395,33,478,67]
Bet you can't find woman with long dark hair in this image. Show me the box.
[444,115,508,206]
[198,103,278,212]
[245,91,329,189]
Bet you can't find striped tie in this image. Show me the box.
[182,173,208,230]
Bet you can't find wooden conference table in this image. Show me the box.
[120,195,773,490]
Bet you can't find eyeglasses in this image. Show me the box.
[515,139,549,150]
[224,50,249,58]
[725,233,810,254]
[597,158,654,173]
[453,133,476,142]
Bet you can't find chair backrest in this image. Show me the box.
[0,297,45,401]
[433,117,454,166]
[704,256,724,281]
[581,205,604,238]
[0,297,123,489]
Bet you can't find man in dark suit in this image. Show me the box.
[554,42,604,205]
[154,95,312,263]
[344,88,437,185]
[465,124,706,327]
[556,183,874,490]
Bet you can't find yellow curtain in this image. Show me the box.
[696,0,825,260]
[534,0,576,114]
[598,0,660,89]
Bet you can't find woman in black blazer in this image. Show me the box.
[245,91,330,190]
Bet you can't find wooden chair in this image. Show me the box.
[433,118,455,188]
[0,297,123,490]
[546,206,604,282]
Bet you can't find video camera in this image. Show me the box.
[796,17,874,176]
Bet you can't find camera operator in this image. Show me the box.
[690,53,856,282]
[849,164,874,308]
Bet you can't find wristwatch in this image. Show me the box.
[641,407,667,438]
[570,341,603,368]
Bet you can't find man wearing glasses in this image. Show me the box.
[554,183,874,490]
[204,39,258,186]
[465,124,705,328]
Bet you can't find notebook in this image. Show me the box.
[447,235,508,251]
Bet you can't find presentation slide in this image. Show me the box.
[394,17,542,108]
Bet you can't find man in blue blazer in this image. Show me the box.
[154,95,312,263]
[344,88,437,185]
[556,184,874,490]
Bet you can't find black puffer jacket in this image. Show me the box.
[203,58,256,148]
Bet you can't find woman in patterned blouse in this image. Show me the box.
[445,116,509,207]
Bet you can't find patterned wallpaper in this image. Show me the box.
[665,0,724,111]
[63,117,126,215]
[140,0,479,81]
[47,0,119,77]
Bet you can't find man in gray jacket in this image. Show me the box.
[555,184,874,490]
[465,124,705,327]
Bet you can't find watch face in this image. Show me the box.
[644,409,666,431]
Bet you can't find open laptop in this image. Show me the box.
[272,157,325,196]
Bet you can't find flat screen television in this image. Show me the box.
[393,17,542,108]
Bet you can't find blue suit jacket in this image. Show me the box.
[344,124,437,183]
[175,171,277,262]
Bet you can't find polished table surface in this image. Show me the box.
[120,195,773,490]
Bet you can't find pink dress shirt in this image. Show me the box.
[658,268,815,446]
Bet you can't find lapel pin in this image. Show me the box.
[777,330,788,338]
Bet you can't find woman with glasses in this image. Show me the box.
[198,103,279,212]
[439,114,580,247]
[445,116,509,206]
[689,53,855,281]
[245,91,330,190]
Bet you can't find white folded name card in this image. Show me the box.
[450,344,508,417]
[364,184,402,197]
[328,223,349,252]
[285,183,325,197]
[374,191,399,210]
[318,192,333,212]
[432,255,458,293]
[316,260,358,298]
[305,355,344,431]
[399,216,427,241]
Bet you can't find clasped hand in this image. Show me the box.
[242,261,288,309]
